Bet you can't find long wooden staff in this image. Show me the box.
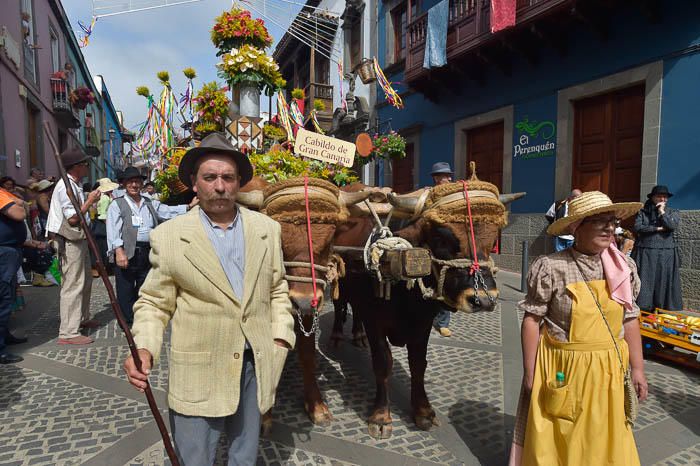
[42,122,180,466]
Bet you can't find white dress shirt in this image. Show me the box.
[46,175,88,235]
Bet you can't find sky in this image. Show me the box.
[62,0,301,131]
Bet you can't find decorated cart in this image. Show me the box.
[640,308,700,369]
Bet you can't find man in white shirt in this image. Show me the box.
[46,148,101,345]
[106,166,195,325]
[545,189,582,252]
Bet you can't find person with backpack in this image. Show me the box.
[106,166,197,325]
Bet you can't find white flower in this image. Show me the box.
[272,63,279,71]
[240,63,250,72]
[228,59,234,65]
[231,48,238,55]
[236,56,244,63]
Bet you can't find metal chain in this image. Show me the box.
[296,308,319,337]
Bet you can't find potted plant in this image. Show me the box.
[69,86,96,110]
[192,81,230,139]
[371,131,406,160]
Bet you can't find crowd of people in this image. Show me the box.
[0,149,197,361]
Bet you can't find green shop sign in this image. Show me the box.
[513,118,556,159]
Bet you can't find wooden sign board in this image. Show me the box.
[294,128,355,167]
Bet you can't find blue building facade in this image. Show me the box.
[376,0,700,308]
[95,76,123,180]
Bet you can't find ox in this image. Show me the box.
[332,179,524,438]
[238,177,369,433]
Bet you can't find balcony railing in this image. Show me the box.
[303,82,334,113]
[51,78,80,129]
[405,0,571,82]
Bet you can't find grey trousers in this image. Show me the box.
[169,351,261,466]
[58,238,92,339]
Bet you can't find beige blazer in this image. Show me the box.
[132,206,295,417]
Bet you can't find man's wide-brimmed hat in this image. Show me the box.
[178,132,253,188]
[547,191,642,236]
[647,185,673,199]
[96,177,119,193]
[430,162,453,176]
[60,147,90,168]
[121,166,146,181]
[30,180,54,192]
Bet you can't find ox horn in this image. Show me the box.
[339,190,371,206]
[499,192,527,205]
[236,190,263,209]
[387,192,422,211]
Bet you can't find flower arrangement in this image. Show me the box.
[193,81,230,134]
[263,124,287,142]
[249,149,358,186]
[154,148,187,201]
[371,131,406,159]
[136,86,150,98]
[217,44,284,94]
[211,8,273,54]
[313,100,326,112]
[157,70,170,84]
[69,86,96,110]
[291,88,305,100]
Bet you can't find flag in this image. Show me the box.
[490,0,516,33]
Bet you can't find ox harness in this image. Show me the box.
[362,181,497,307]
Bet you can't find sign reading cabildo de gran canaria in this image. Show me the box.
[294,128,356,167]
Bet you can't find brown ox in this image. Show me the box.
[238,177,369,432]
[332,179,524,438]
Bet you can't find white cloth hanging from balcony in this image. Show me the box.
[423,0,449,69]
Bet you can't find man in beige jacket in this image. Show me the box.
[123,133,295,465]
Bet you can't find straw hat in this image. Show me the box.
[30,179,54,192]
[97,178,119,193]
[547,191,642,236]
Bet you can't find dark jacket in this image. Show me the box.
[633,200,680,249]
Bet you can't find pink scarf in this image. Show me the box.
[600,242,634,311]
[570,220,633,310]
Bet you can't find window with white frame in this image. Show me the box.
[50,26,60,73]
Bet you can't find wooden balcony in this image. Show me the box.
[405,0,573,83]
[303,82,334,131]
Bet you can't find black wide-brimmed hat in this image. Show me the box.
[121,166,146,181]
[60,147,91,168]
[178,132,253,188]
[430,162,453,175]
[647,185,673,198]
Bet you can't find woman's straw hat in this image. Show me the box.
[97,178,119,193]
[547,191,642,236]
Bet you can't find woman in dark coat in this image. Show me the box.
[631,185,683,311]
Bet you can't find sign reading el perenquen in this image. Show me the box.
[294,128,356,167]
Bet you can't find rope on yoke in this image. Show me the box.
[461,181,497,307]
[295,176,321,337]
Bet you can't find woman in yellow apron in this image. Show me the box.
[510,191,649,465]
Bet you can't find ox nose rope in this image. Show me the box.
[296,176,321,338]
[461,181,497,307]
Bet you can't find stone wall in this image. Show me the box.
[494,210,700,310]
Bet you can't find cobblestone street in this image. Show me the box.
[1,271,699,465]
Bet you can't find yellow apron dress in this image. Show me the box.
[522,279,640,466]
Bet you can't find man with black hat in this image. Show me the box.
[46,148,102,345]
[123,133,294,465]
[431,162,454,337]
[106,166,196,325]
[632,185,683,311]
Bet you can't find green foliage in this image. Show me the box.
[248,149,359,186]
[263,124,287,141]
[291,88,305,100]
[157,70,170,84]
[313,100,326,112]
[183,67,197,79]
[136,86,150,98]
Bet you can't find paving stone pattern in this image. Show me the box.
[0,366,152,466]
[7,276,700,465]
